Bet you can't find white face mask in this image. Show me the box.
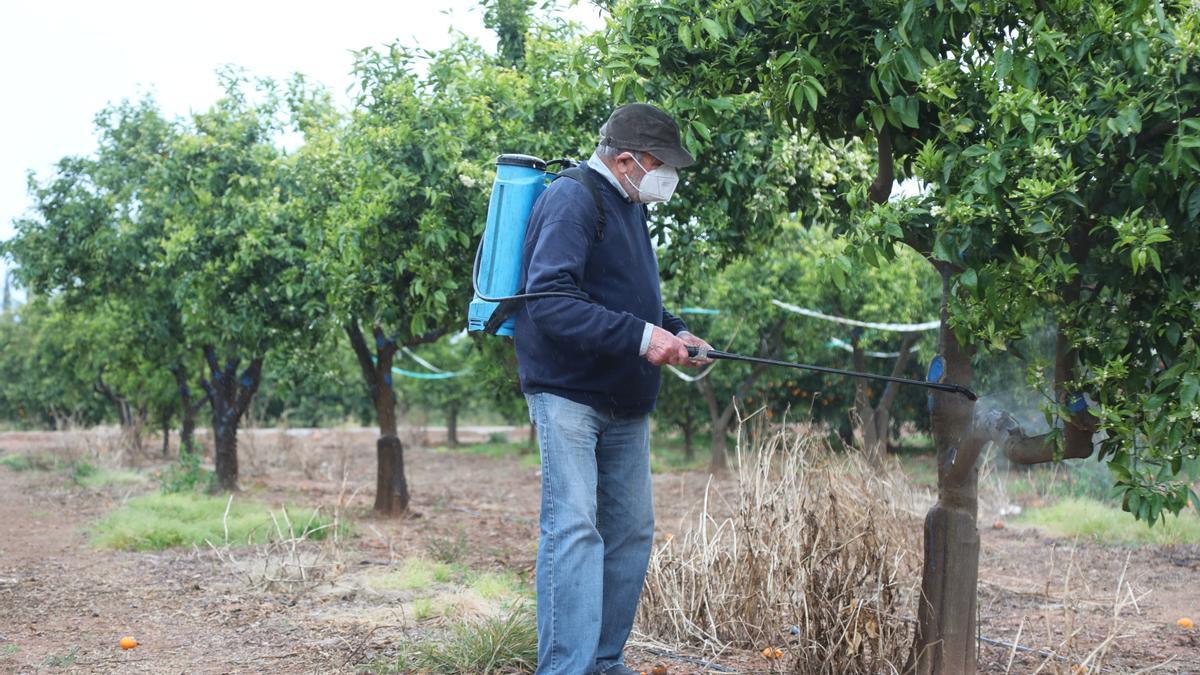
[625,154,679,203]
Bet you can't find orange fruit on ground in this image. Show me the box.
[651,665,668,675]
[761,646,783,659]
[993,520,1005,530]
[1178,617,1194,629]
[119,636,138,650]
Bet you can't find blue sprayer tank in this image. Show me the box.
[467,154,549,336]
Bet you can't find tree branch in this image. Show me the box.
[346,321,377,389]
[403,327,448,349]
[1134,105,1200,146]
[234,357,264,418]
[877,332,919,413]
[868,126,894,205]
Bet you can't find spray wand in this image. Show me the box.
[685,346,978,401]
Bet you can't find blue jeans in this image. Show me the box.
[526,392,655,675]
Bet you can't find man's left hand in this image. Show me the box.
[676,332,714,367]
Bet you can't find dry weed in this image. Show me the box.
[636,415,919,674]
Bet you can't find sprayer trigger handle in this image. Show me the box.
[686,345,710,361]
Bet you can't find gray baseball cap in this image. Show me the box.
[599,103,696,168]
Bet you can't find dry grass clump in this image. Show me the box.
[636,418,919,674]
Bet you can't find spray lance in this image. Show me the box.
[685,346,978,400]
[467,154,977,401]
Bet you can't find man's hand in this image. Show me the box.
[676,331,714,367]
[644,325,690,366]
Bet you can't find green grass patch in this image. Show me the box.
[91,492,338,551]
[469,570,523,601]
[1021,497,1200,546]
[70,461,147,489]
[363,607,537,674]
[368,557,456,591]
[0,453,60,472]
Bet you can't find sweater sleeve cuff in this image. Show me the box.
[638,322,654,356]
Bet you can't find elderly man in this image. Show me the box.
[515,103,713,675]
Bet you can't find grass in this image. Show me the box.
[363,607,538,674]
[42,646,79,668]
[469,570,523,601]
[368,558,456,591]
[1021,497,1200,546]
[91,492,339,551]
[0,453,60,472]
[69,461,147,488]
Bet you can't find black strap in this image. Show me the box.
[557,166,607,242]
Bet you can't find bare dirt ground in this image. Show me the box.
[0,428,1197,674]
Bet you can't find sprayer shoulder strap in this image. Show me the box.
[557,167,607,242]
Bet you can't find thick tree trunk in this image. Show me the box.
[348,322,409,516]
[446,403,460,448]
[910,285,982,675]
[199,347,263,492]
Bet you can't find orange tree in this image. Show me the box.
[3,98,208,453]
[606,0,1200,671]
[302,17,611,515]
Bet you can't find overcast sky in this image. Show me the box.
[0,0,605,285]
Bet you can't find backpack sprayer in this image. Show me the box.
[468,154,601,336]
[467,153,978,401]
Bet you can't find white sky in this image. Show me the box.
[0,0,606,285]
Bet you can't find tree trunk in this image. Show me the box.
[94,369,142,454]
[681,406,695,460]
[910,270,982,675]
[200,346,263,492]
[348,322,409,516]
[446,403,460,448]
[700,380,730,472]
[172,365,208,456]
[161,408,171,457]
[852,332,918,466]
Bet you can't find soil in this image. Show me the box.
[0,428,1196,674]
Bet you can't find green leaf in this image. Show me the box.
[678,23,692,50]
[700,17,724,40]
[738,4,755,24]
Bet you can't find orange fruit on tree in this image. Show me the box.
[119,636,138,650]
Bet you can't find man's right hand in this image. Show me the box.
[644,325,690,366]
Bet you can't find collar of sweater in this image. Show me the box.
[586,151,633,202]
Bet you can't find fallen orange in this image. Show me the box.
[119,636,138,650]
[761,646,783,659]
[1178,617,1194,629]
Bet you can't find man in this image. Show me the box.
[515,103,713,674]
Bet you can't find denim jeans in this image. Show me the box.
[525,392,655,675]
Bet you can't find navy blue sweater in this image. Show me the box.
[514,162,687,415]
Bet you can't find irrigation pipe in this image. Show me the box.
[827,336,907,358]
[771,299,940,332]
